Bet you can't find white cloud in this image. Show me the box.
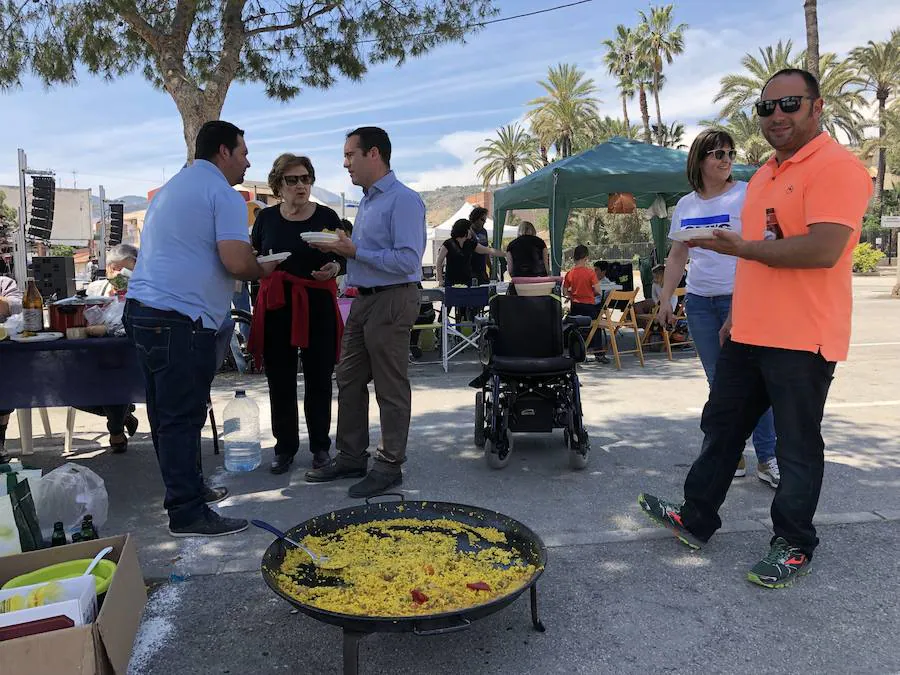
[405,129,496,191]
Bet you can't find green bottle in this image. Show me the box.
[51,522,67,547]
[80,515,98,542]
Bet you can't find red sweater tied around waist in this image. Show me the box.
[248,271,344,369]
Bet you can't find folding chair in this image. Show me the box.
[442,285,490,372]
[585,288,645,369]
[410,288,444,365]
[638,288,694,361]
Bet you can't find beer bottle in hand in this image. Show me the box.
[22,277,44,334]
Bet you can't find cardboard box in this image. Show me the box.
[0,534,147,675]
[0,575,98,631]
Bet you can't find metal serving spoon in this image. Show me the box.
[251,519,345,570]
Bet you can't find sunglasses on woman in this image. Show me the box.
[706,149,737,161]
[283,174,313,186]
[755,95,815,117]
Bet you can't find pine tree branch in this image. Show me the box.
[244,2,340,37]
[114,0,163,51]
[171,0,199,50]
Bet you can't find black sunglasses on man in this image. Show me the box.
[755,95,816,117]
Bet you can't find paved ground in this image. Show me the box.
[5,273,900,674]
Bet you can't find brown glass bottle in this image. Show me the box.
[764,208,784,241]
[22,277,44,333]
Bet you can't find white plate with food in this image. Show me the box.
[670,227,726,242]
[11,331,64,343]
[256,252,292,264]
[300,232,339,243]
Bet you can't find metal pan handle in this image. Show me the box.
[364,492,405,505]
[413,617,472,636]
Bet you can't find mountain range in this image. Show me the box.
[89,194,150,219]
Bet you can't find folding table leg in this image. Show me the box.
[65,408,77,454]
[17,409,34,455]
[38,408,52,438]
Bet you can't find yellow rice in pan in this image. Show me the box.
[275,518,539,617]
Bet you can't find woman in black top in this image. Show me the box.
[248,153,345,475]
[435,219,503,287]
[505,221,549,278]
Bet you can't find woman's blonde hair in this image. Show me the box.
[517,221,536,236]
[267,153,315,198]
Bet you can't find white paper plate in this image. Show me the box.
[670,227,724,242]
[256,252,292,264]
[11,331,64,343]
[300,232,339,242]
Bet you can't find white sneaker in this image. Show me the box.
[757,458,780,489]
[734,456,746,478]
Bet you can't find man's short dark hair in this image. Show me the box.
[347,126,392,166]
[763,68,821,100]
[195,121,245,162]
[469,206,488,223]
[573,244,589,261]
[593,260,609,273]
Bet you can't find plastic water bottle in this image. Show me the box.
[223,390,261,472]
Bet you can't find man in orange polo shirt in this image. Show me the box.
[638,68,872,588]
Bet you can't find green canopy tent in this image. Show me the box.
[491,137,759,280]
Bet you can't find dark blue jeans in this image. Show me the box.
[124,300,217,528]
[684,293,776,463]
[681,340,835,556]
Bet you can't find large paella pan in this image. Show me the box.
[260,495,547,675]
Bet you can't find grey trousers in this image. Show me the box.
[335,284,419,474]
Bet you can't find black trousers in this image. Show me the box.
[681,340,835,556]
[569,301,603,349]
[264,288,337,459]
[75,405,133,435]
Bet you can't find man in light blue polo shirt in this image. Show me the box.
[125,120,277,538]
[306,126,426,497]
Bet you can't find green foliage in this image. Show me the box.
[526,63,600,159]
[1,1,497,156]
[852,242,885,273]
[475,124,541,187]
[49,244,76,257]
[0,191,16,245]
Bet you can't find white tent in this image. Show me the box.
[429,202,519,240]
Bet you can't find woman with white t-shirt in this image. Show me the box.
[656,129,779,489]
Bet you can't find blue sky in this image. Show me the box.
[1,0,898,204]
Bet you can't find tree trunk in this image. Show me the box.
[652,71,664,145]
[639,84,652,143]
[875,95,887,218]
[508,165,516,184]
[804,0,820,81]
[540,145,549,166]
[621,94,630,130]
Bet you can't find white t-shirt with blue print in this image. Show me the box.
[668,181,747,297]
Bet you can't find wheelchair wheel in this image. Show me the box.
[486,430,513,470]
[569,431,589,471]
[474,392,486,447]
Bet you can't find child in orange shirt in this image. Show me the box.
[564,245,603,319]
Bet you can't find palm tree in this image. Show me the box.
[637,4,687,145]
[851,38,900,213]
[597,116,641,141]
[714,40,797,119]
[700,112,772,165]
[804,0,820,81]
[602,24,637,131]
[715,42,866,142]
[632,54,654,144]
[526,63,601,159]
[652,121,686,149]
[475,124,542,187]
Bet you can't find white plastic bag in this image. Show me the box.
[34,463,108,540]
[100,299,126,336]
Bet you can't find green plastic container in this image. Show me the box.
[1,558,117,595]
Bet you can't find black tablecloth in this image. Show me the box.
[0,336,145,408]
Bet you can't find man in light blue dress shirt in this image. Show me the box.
[307,127,426,497]
[125,121,277,537]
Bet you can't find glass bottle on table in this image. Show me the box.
[51,522,67,547]
[22,277,44,333]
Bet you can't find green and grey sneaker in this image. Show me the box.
[637,493,705,550]
[747,537,811,588]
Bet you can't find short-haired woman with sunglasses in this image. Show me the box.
[656,129,779,489]
[248,153,346,475]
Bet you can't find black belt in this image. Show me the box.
[356,282,415,296]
